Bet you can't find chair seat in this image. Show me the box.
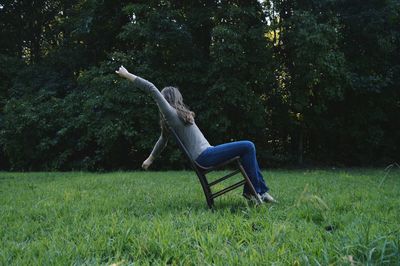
[194,156,241,174]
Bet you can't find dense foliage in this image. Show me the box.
[0,0,399,170]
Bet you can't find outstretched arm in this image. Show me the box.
[115,66,177,124]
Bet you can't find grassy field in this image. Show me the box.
[0,169,399,265]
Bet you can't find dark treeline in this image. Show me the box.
[0,0,399,171]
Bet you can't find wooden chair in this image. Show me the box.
[168,127,262,208]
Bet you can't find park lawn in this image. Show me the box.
[0,169,399,265]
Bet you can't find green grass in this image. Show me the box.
[1,169,399,265]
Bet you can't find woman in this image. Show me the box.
[115,66,276,203]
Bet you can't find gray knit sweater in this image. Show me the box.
[133,76,212,160]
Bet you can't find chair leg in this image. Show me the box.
[237,160,262,204]
[195,161,261,208]
[197,172,214,208]
[206,197,214,209]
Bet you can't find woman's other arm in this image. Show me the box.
[142,131,169,170]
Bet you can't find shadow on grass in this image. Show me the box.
[156,195,254,215]
[213,199,257,212]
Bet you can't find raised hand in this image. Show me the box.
[115,65,131,79]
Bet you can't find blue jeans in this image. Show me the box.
[195,140,269,194]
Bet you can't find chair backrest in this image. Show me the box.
[167,126,198,168]
[161,113,209,171]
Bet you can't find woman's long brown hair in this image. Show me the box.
[159,86,195,132]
